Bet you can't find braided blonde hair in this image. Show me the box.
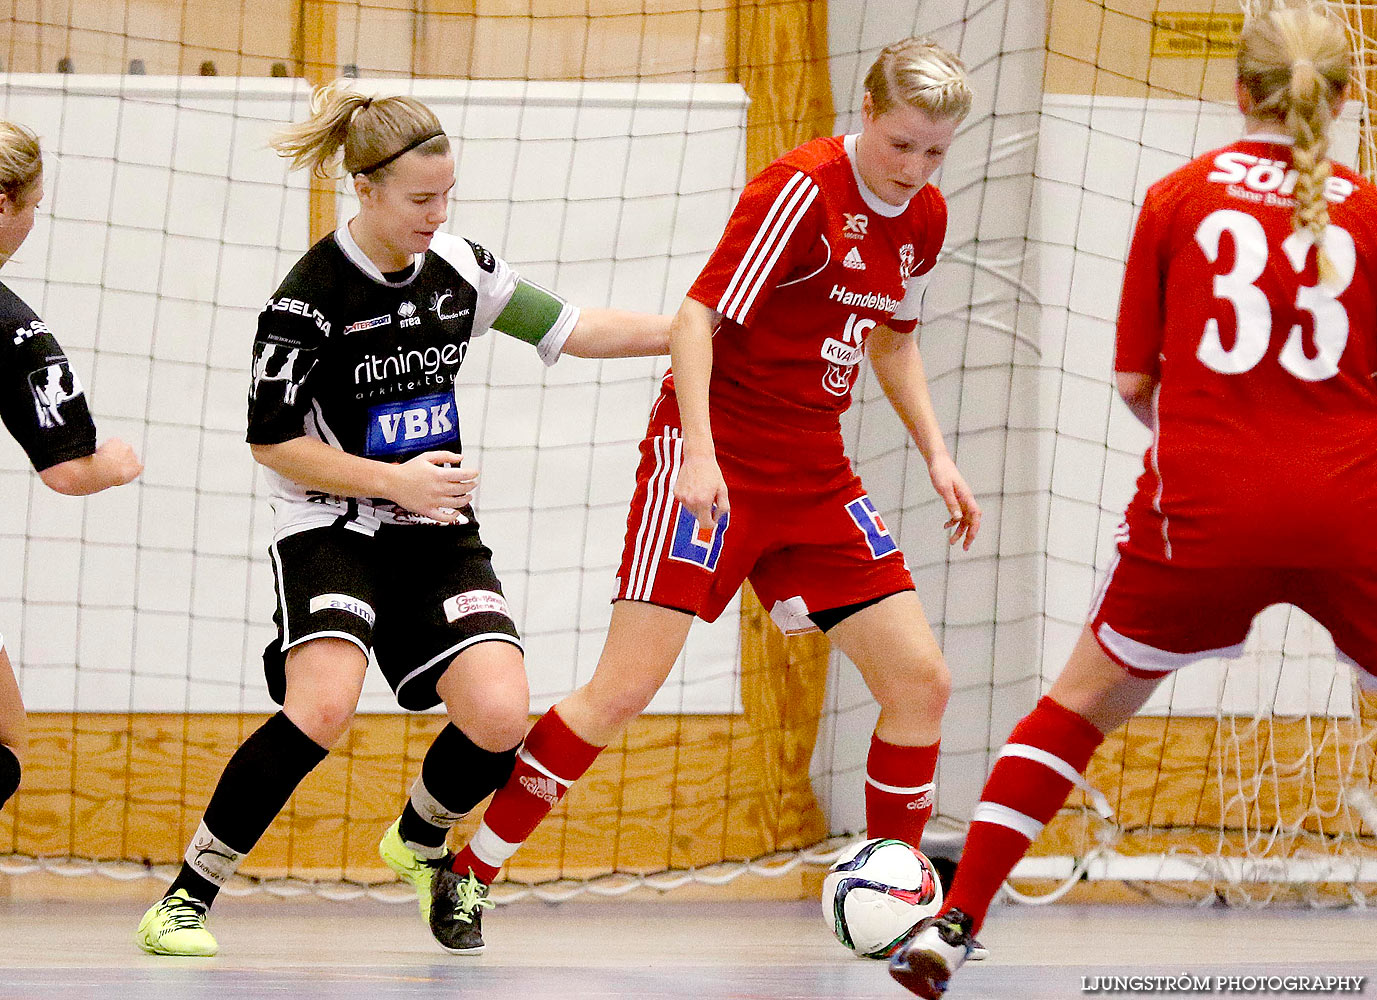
[0,120,42,204]
[865,37,972,123]
[1238,7,1350,284]
[271,81,449,180]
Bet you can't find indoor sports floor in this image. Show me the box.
[0,898,1370,999]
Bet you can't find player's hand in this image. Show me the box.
[96,438,143,487]
[928,453,980,550]
[389,450,478,524]
[675,451,730,533]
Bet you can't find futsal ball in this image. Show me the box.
[821,838,943,959]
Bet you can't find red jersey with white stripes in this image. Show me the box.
[679,134,947,486]
[1116,135,1377,567]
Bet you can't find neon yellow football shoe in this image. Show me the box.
[378,819,447,922]
[134,889,218,957]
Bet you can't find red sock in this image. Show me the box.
[944,696,1105,934]
[452,707,603,883]
[865,734,939,847]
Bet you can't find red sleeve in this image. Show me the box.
[689,161,820,327]
[1115,190,1169,377]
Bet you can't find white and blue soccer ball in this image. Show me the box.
[821,837,943,958]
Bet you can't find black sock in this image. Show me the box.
[0,743,19,810]
[398,724,517,851]
[168,711,328,905]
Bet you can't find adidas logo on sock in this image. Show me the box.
[905,788,935,810]
[520,774,560,805]
[843,246,866,270]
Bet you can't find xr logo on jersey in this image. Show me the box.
[843,213,868,239]
[667,506,728,570]
[845,495,898,558]
[365,392,457,456]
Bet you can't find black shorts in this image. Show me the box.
[264,521,522,711]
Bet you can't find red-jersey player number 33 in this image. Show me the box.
[1194,208,1355,382]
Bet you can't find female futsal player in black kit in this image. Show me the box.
[135,83,669,957]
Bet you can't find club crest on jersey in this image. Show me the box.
[668,506,728,571]
[365,391,457,456]
[845,495,898,558]
[899,243,916,282]
[430,290,462,322]
[843,213,868,239]
[27,360,84,429]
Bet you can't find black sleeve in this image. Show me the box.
[246,289,329,446]
[0,287,98,472]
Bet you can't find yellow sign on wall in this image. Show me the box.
[1152,12,1245,57]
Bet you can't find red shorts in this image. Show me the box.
[1089,549,1377,688]
[614,425,913,631]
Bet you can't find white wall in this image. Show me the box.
[0,75,748,714]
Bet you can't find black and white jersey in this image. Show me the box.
[0,280,97,472]
[247,225,578,537]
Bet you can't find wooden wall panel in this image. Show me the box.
[2,0,297,75]
[8,700,1369,890]
[1033,689,1377,862]
[1045,0,1240,101]
[1,1,731,80]
[0,707,828,884]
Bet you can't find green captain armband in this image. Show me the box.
[492,279,579,365]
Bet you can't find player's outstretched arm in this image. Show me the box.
[37,438,143,496]
[1114,372,1158,430]
[490,280,669,361]
[250,437,478,524]
[561,308,672,359]
[868,323,981,550]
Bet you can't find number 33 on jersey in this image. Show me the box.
[1114,135,1377,567]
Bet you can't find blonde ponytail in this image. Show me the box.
[1238,8,1350,285]
[271,81,449,179]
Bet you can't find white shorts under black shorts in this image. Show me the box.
[264,520,522,711]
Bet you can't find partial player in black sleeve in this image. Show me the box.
[0,119,144,813]
[135,82,671,958]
